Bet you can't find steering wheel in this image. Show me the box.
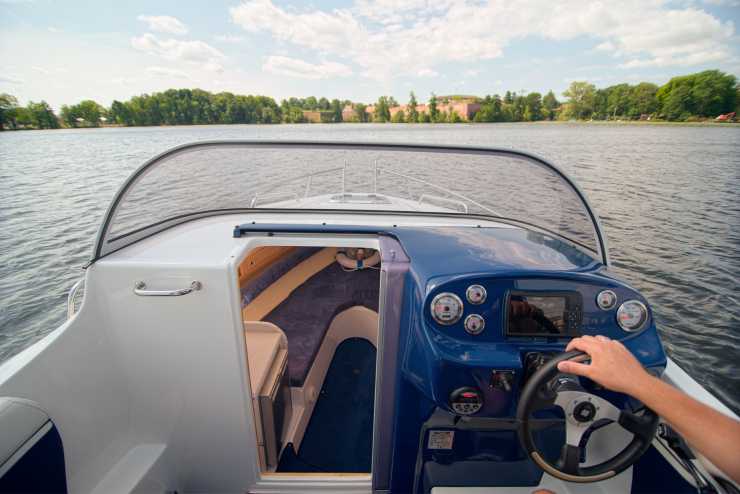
[516,351,659,483]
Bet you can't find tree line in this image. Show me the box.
[1,69,737,130]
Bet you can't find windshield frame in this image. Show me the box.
[92,140,609,265]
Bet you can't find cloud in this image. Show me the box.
[137,15,188,35]
[131,33,225,72]
[146,66,190,79]
[214,34,245,43]
[229,0,736,80]
[263,55,352,79]
[0,75,24,84]
[417,68,439,77]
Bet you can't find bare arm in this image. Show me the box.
[557,335,740,484]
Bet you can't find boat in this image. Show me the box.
[0,141,737,493]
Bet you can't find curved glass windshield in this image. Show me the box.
[96,142,606,262]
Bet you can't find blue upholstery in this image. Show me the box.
[240,247,321,306]
[264,263,380,386]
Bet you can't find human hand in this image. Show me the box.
[557,335,651,396]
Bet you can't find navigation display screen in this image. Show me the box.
[506,291,582,337]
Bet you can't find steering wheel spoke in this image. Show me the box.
[556,444,583,475]
[618,409,658,441]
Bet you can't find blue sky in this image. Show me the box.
[1,0,739,109]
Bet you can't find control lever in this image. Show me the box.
[490,370,515,392]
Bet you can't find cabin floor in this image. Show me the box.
[277,338,376,473]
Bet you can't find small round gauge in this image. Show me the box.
[596,290,618,310]
[431,293,464,325]
[466,284,487,305]
[449,387,483,415]
[464,314,486,335]
[617,300,648,331]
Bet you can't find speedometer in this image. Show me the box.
[431,293,464,325]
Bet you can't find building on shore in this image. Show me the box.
[366,96,481,121]
[302,110,335,123]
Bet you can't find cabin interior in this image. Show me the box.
[238,245,381,475]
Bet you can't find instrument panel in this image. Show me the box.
[427,276,651,342]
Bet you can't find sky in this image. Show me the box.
[1,0,739,110]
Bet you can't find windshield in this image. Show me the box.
[95,141,606,263]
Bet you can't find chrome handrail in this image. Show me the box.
[134,280,202,297]
[418,194,469,213]
[378,168,501,217]
[250,192,301,208]
[67,278,85,319]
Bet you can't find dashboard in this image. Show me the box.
[383,226,668,422]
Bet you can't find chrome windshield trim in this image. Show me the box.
[92,140,609,265]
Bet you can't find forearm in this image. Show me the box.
[632,374,740,483]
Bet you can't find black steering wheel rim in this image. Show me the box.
[516,351,659,483]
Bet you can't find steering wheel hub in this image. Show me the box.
[573,400,597,423]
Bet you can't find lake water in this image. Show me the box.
[1,123,738,412]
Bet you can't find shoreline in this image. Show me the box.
[2,119,738,132]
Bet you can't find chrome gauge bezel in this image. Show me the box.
[430,292,464,326]
[596,289,618,310]
[464,314,486,335]
[616,300,649,332]
[465,284,487,305]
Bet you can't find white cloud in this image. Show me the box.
[131,33,225,72]
[263,55,352,79]
[146,66,190,79]
[0,75,24,84]
[417,68,439,77]
[229,0,736,80]
[137,15,188,35]
[214,34,245,43]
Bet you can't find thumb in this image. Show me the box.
[558,360,592,377]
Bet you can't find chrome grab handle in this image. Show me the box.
[67,278,85,319]
[133,281,202,297]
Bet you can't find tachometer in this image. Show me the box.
[431,293,464,325]
[617,300,648,331]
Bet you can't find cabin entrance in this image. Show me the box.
[238,244,381,479]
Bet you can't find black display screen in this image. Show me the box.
[506,291,582,337]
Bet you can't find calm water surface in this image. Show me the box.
[1,123,738,411]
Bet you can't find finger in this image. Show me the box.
[558,360,592,377]
[595,335,610,342]
[565,337,597,354]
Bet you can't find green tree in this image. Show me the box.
[391,109,405,123]
[330,98,343,122]
[0,93,19,130]
[628,82,658,118]
[448,110,462,123]
[429,93,439,122]
[374,96,391,122]
[25,101,59,129]
[542,91,559,120]
[354,103,368,122]
[524,92,543,121]
[562,81,596,120]
[657,70,737,120]
[406,92,419,123]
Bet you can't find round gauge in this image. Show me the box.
[464,314,486,335]
[596,290,618,310]
[449,387,483,415]
[466,284,487,305]
[431,293,464,325]
[617,300,648,332]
